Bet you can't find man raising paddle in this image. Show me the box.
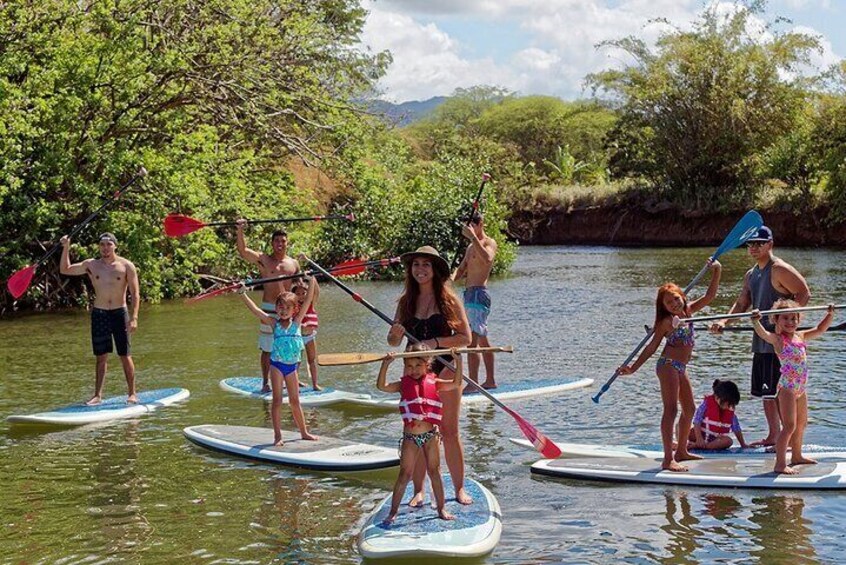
[236,219,300,394]
[452,211,498,389]
[60,233,140,405]
[709,226,810,446]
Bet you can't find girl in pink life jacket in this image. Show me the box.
[618,259,721,473]
[688,379,749,451]
[376,344,463,524]
[752,300,835,474]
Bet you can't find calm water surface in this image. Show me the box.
[2,246,846,564]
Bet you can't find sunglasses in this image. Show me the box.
[746,241,769,248]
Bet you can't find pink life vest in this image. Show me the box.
[399,373,443,425]
[700,394,734,439]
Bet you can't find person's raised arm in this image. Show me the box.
[690,260,721,313]
[376,354,401,393]
[438,348,464,391]
[751,310,780,348]
[238,287,274,325]
[462,224,496,264]
[710,270,752,333]
[618,321,668,375]
[126,260,140,333]
[803,304,835,341]
[235,219,262,265]
[773,263,811,306]
[59,236,90,276]
[293,273,316,325]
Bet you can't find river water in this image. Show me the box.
[2,246,845,564]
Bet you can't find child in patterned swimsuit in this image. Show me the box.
[618,259,721,472]
[377,344,463,524]
[752,299,835,474]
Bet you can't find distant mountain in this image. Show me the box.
[366,96,448,127]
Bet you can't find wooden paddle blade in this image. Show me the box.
[7,265,36,299]
[317,352,385,366]
[164,214,206,237]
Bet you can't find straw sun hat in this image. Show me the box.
[400,246,450,279]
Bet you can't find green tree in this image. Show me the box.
[588,0,820,209]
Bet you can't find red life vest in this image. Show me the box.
[700,394,734,439]
[399,373,443,425]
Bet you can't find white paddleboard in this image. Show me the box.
[219,377,373,407]
[358,475,502,559]
[183,424,399,471]
[509,437,846,460]
[6,388,190,426]
[346,376,594,410]
[531,456,846,490]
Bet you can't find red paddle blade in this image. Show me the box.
[164,214,207,237]
[330,259,369,277]
[7,265,36,299]
[512,410,562,458]
[185,282,241,303]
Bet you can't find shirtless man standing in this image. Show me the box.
[452,211,498,388]
[236,220,300,393]
[60,233,140,405]
[709,226,810,445]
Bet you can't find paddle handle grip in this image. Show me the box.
[675,303,844,326]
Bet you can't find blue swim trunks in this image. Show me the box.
[463,286,491,337]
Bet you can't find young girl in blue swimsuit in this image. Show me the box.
[619,260,721,472]
[239,267,317,446]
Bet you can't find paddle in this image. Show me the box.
[318,346,513,366]
[673,303,843,327]
[164,212,355,237]
[304,256,563,459]
[692,321,846,333]
[6,166,148,299]
[592,210,764,403]
[449,173,491,271]
[187,257,400,303]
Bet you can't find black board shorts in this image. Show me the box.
[751,352,780,399]
[91,307,131,356]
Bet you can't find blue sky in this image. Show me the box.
[361,0,844,102]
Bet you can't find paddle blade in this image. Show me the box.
[317,352,384,366]
[7,265,36,299]
[186,282,241,303]
[330,259,369,277]
[713,210,763,259]
[508,406,562,458]
[164,214,207,237]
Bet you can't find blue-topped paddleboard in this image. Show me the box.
[509,437,846,460]
[219,377,373,407]
[346,376,594,410]
[7,388,190,426]
[358,475,502,559]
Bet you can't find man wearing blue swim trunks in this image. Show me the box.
[60,233,140,406]
[452,211,498,388]
[236,219,300,393]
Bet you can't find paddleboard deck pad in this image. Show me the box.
[346,376,594,410]
[219,377,372,407]
[6,388,190,425]
[183,424,399,471]
[531,457,846,489]
[358,475,502,559]
[509,438,846,460]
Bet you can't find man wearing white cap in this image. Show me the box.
[60,232,140,405]
[709,226,810,445]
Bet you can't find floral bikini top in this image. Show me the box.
[666,321,695,347]
[776,334,808,386]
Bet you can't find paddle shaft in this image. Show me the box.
[678,304,843,325]
[206,215,352,227]
[449,173,491,271]
[695,321,846,333]
[244,258,399,287]
[33,168,147,269]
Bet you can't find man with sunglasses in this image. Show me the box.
[709,226,810,445]
[452,211,498,389]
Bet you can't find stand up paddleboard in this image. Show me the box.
[509,438,846,460]
[219,377,373,407]
[6,388,190,426]
[358,475,502,559]
[346,376,594,410]
[531,457,846,490]
[183,424,399,471]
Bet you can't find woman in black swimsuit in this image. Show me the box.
[388,246,472,505]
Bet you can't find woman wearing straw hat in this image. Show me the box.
[388,246,473,505]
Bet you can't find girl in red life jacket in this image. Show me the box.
[688,379,749,451]
[376,344,463,524]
